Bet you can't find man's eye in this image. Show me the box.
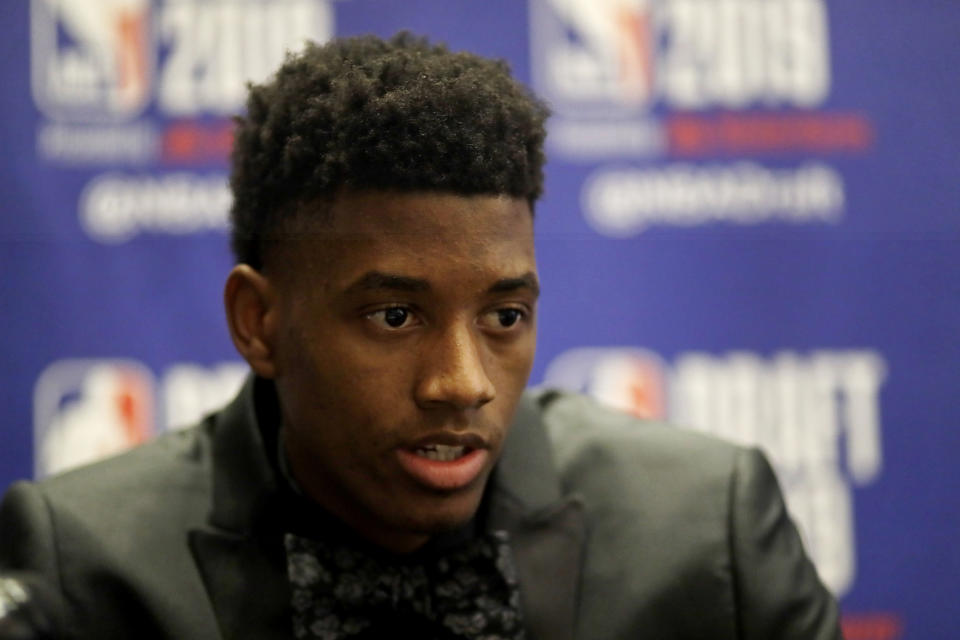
[482,308,525,330]
[369,307,412,329]
[497,309,523,327]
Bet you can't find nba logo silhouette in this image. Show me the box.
[33,359,155,477]
[587,349,665,419]
[30,0,153,121]
[543,347,666,420]
[531,0,656,115]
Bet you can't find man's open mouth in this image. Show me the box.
[411,444,469,462]
[397,435,490,490]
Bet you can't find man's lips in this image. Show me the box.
[406,431,487,451]
[395,432,491,492]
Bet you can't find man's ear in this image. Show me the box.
[224,264,281,379]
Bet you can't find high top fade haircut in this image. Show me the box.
[229,31,550,270]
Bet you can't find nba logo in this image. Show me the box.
[542,347,666,420]
[30,0,153,121]
[530,0,657,116]
[33,359,155,477]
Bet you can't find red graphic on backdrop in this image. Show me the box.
[162,120,235,165]
[668,111,875,156]
[842,613,904,640]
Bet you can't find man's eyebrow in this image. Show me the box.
[344,271,431,293]
[488,272,540,297]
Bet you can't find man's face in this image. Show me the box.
[267,191,537,552]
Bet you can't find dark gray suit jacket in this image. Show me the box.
[0,377,841,639]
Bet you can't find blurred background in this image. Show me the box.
[1,1,958,638]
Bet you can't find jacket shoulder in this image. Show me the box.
[51,420,209,484]
[1,422,214,566]
[0,419,221,638]
[527,389,841,640]
[534,389,741,504]
[27,420,213,519]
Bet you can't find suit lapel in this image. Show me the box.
[488,392,586,640]
[189,377,292,640]
[190,528,292,640]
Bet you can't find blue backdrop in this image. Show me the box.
[2,2,958,639]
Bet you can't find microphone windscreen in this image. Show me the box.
[0,573,63,640]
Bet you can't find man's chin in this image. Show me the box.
[415,492,485,529]
[388,487,487,541]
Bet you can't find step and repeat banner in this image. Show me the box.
[1,1,957,638]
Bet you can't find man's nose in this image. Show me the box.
[414,324,496,411]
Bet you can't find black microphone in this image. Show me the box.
[0,573,62,640]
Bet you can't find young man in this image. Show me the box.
[0,34,841,639]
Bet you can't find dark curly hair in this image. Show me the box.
[229,32,550,268]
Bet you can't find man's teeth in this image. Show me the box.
[414,445,466,462]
